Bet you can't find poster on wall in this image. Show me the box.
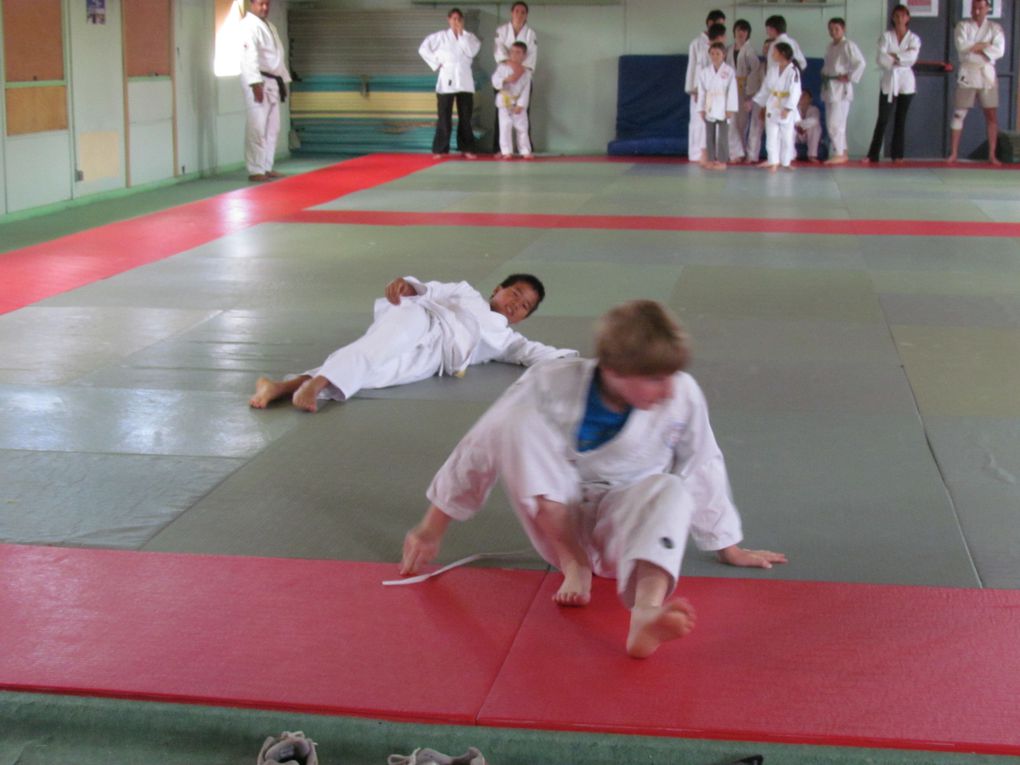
[907,0,939,17]
[963,0,1002,18]
[86,0,106,25]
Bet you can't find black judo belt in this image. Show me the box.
[260,71,287,102]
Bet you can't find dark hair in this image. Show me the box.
[707,22,726,42]
[706,9,726,25]
[511,41,528,53]
[734,19,752,36]
[765,15,787,35]
[511,1,529,12]
[709,41,726,53]
[890,4,910,26]
[829,17,846,29]
[500,274,546,313]
[773,41,794,62]
[448,7,463,19]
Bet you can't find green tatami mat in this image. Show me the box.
[142,398,544,567]
[4,692,1018,765]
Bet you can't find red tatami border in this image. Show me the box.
[279,208,1020,239]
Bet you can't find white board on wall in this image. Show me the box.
[5,133,73,212]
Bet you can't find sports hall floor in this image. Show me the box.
[1,154,1019,764]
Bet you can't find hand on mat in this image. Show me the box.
[717,545,788,569]
[401,506,452,575]
[386,278,418,305]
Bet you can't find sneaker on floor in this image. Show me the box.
[257,731,318,765]
[387,746,485,765]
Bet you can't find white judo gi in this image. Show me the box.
[427,358,744,607]
[491,64,533,157]
[685,32,710,162]
[728,43,761,160]
[494,22,537,71]
[305,278,575,402]
[953,17,1005,114]
[877,29,921,103]
[696,62,739,164]
[795,103,822,160]
[754,63,802,167]
[766,34,807,75]
[239,11,292,177]
[821,38,866,156]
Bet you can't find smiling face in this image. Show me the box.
[490,281,540,325]
[599,368,676,411]
[250,0,270,20]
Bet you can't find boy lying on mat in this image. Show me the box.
[401,300,786,658]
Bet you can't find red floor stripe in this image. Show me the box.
[279,208,1020,238]
[0,154,436,315]
[1,544,1018,755]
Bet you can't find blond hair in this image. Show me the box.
[595,300,690,375]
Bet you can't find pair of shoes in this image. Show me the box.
[248,173,269,182]
[257,731,318,765]
[388,746,486,765]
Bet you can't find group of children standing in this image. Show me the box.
[687,10,863,171]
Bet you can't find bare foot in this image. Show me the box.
[757,160,772,169]
[431,153,445,160]
[768,164,779,173]
[553,561,592,607]
[946,154,958,163]
[990,156,1002,166]
[825,155,849,165]
[462,152,477,160]
[291,379,322,412]
[626,598,697,658]
[249,376,287,409]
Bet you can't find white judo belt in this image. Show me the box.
[382,549,533,586]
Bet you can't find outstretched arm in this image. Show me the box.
[401,504,452,575]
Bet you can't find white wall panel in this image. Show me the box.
[128,121,174,185]
[5,133,73,212]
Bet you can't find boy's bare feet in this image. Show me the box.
[292,377,327,412]
[990,156,1002,166]
[553,560,592,607]
[825,155,849,165]
[946,153,958,163]
[249,376,286,408]
[626,598,697,658]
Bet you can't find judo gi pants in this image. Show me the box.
[497,106,532,156]
[825,100,851,156]
[304,302,443,401]
[704,119,730,163]
[497,406,694,609]
[688,95,705,161]
[766,120,796,167]
[746,106,765,162]
[433,92,476,154]
[243,78,282,175]
[867,93,913,161]
[729,105,748,160]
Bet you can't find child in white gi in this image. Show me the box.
[821,18,866,165]
[728,20,760,163]
[491,42,533,159]
[249,274,576,412]
[763,15,807,75]
[947,0,1006,165]
[794,91,822,162]
[401,300,786,659]
[685,10,727,166]
[754,42,802,171]
[697,42,738,170]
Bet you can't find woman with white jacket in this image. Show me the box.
[419,8,481,158]
[866,4,921,163]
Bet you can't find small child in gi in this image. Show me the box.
[697,42,739,169]
[754,42,802,171]
[491,41,533,159]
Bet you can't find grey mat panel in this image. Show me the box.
[0,385,300,458]
[681,410,979,587]
[0,450,242,547]
[0,307,218,385]
[879,293,1020,328]
[312,188,472,212]
[143,399,546,568]
[942,481,1020,588]
[925,417,1020,486]
[860,235,1020,273]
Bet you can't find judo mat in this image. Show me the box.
[3,154,1020,761]
[2,544,1020,758]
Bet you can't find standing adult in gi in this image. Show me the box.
[493,2,537,153]
[821,18,866,165]
[685,10,727,165]
[401,300,786,659]
[754,42,802,171]
[249,274,575,413]
[728,19,760,162]
[947,0,1006,165]
[420,8,481,159]
[866,5,921,164]
[239,0,292,182]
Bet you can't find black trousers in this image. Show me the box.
[867,92,913,161]
[433,92,475,154]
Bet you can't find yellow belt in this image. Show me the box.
[771,91,789,98]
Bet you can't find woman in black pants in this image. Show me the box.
[866,5,921,163]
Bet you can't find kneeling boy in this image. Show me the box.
[401,300,786,658]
